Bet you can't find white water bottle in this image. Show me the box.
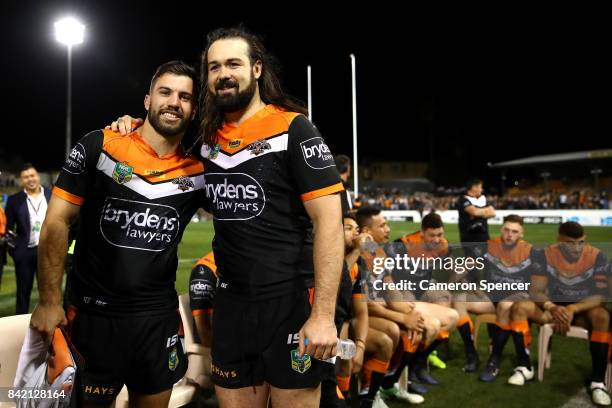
[335,338,357,360]
[305,338,357,363]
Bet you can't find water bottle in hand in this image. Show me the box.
[305,338,356,362]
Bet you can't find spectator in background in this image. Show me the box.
[335,154,354,214]
[558,193,568,209]
[4,163,51,314]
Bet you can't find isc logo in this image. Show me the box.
[166,334,178,348]
[287,333,300,345]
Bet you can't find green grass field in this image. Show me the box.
[1,221,611,407]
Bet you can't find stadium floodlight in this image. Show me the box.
[54,17,85,159]
[54,17,85,46]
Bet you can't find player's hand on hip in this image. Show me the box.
[298,316,338,360]
[30,303,67,342]
[107,115,143,135]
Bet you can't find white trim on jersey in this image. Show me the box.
[96,152,205,200]
[465,195,487,208]
[546,264,594,286]
[201,133,288,170]
[484,253,532,274]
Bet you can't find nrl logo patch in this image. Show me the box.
[112,162,133,184]
[247,139,271,156]
[209,144,221,160]
[172,176,195,192]
[168,346,179,371]
[290,349,311,374]
[229,139,242,149]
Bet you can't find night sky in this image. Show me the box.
[2,2,610,188]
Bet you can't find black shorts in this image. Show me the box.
[211,289,327,389]
[66,306,186,405]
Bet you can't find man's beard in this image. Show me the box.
[148,107,190,137]
[212,74,257,113]
[502,240,518,250]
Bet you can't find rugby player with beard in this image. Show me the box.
[112,27,344,408]
[32,61,204,408]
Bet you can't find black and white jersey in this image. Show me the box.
[54,129,205,316]
[457,194,490,242]
[200,105,343,300]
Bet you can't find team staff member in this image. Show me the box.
[31,61,204,408]
[457,178,495,262]
[113,27,344,408]
[4,164,51,314]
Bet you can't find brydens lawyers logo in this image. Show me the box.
[300,137,334,169]
[190,278,215,301]
[100,197,180,251]
[63,143,87,175]
[203,173,266,221]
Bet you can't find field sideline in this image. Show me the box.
[1,221,611,407]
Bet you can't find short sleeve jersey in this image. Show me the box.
[189,252,217,316]
[54,129,205,316]
[457,194,490,242]
[200,105,343,299]
[533,243,609,303]
[473,237,536,300]
[388,232,451,298]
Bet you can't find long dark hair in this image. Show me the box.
[198,26,308,148]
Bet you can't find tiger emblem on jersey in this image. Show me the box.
[247,139,271,156]
[172,176,195,192]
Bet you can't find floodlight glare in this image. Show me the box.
[54,17,85,46]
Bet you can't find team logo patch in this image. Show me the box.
[63,143,87,174]
[299,137,334,169]
[247,139,271,156]
[112,162,133,184]
[290,349,311,374]
[172,176,195,192]
[168,346,179,371]
[229,139,242,149]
